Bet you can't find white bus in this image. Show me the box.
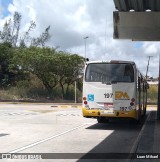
[82,60,148,123]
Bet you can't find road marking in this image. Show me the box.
[51,105,82,108]
[9,123,88,153]
[0,112,37,116]
[56,113,81,116]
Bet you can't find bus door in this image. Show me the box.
[137,73,143,119]
[112,64,136,113]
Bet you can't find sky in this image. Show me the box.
[0,0,159,78]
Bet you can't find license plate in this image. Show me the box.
[104,103,113,107]
[101,110,114,114]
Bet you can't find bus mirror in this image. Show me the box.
[86,58,89,62]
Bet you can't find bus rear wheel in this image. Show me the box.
[97,117,109,123]
[142,106,146,117]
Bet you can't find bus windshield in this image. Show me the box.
[85,63,134,83]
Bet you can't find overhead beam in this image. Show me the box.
[113,11,160,41]
[113,0,160,12]
[113,0,160,120]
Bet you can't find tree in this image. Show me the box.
[0,12,51,47]
[11,47,84,99]
[0,42,16,87]
[0,12,21,47]
[12,47,58,95]
[54,52,84,99]
[31,25,51,47]
[0,11,51,89]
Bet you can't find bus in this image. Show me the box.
[82,60,148,123]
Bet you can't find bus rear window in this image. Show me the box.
[85,63,134,83]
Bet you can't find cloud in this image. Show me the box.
[143,42,159,55]
[0,0,159,77]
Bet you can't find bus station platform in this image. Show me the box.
[131,107,160,161]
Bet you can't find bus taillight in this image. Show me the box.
[130,102,134,106]
[84,101,88,105]
[130,98,135,106]
[131,98,135,102]
[83,97,87,100]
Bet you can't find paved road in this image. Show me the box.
[0,103,152,162]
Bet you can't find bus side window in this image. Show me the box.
[124,65,134,82]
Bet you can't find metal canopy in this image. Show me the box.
[114,0,160,11]
[113,0,160,40]
[113,11,160,40]
[113,0,160,120]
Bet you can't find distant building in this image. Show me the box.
[146,77,158,85]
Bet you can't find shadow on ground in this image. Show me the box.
[76,112,152,162]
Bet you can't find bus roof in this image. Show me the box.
[86,60,135,65]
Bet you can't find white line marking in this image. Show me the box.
[9,123,88,153]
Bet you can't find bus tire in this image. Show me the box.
[142,106,146,117]
[131,118,140,124]
[97,117,109,123]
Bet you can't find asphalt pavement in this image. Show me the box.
[0,103,159,162]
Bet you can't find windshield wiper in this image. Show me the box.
[102,81,111,85]
[102,81,117,85]
[111,81,117,84]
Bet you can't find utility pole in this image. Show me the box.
[146,56,153,79]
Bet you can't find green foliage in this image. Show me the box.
[0,12,21,47]
[147,84,158,103]
[0,11,84,101]
[0,12,50,47]
[31,26,51,47]
[11,46,84,99]
[0,42,16,87]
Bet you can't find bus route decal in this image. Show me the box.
[104,93,113,98]
[115,91,130,100]
[87,94,94,101]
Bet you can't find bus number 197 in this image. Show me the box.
[104,93,113,98]
[120,107,128,111]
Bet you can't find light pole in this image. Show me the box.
[146,56,153,79]
[84,36,89,60]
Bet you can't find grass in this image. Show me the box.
[0,85,82,102]
[0,84,158,104]
[147,84,158,103]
